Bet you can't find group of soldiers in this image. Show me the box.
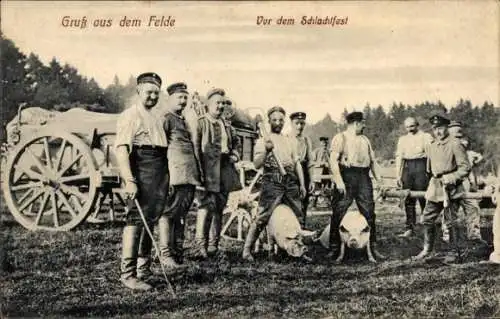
[115,71,492,291]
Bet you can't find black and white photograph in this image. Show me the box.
[1,1,499,317]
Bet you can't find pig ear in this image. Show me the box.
[362,226,370,233]
[285,234,300,240]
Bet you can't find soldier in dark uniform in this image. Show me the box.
[289,112,314,227]
[159,82,201,268]
[242,106,307,262]
[327,111,385,260]
[193,88,242,259]
[413,114,471,263]
[115,72,168,291]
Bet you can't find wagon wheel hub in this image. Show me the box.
[43,178,61,190]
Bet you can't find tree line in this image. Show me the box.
[2,35,499,175]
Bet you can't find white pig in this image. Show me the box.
[319,210,376,263]
[267,204,318,260]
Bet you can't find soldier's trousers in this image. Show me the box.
[401,158,429,230]
[330,166,376,245]
[253,170,303,229]
[127,147,168,226]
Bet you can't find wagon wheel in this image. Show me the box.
[221,169,262,241]
[2,129,100,231]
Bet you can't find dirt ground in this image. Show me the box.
[1,200,499,318]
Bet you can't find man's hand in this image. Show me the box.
[441,174,456,185]
[265,139,274,152]
[300,185,307,198]
[336,181,346,195]
[308,183,315,194]
[396,176,403,188]
[124,180,138,200]
[229,154,239,163]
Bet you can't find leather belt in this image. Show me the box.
[134,145,167,151]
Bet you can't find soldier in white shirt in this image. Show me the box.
[395,117,433,237]
[327,111,385,261]
[114,72,168,291]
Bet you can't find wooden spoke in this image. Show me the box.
[25,147,48,176]
[16,188,35,205]
[57,153,83,178]
[18,188,45,212]
[51,191,60,228]
[56,189,77,218]
[15,166,45,182]
[43,137,53,170]
[59,174,90,184]
[11,181,43,191]
[35,192,50,226]
[54,139,67,172]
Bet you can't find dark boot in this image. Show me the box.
[120,225,152,291]
[326,221,340,259]
[158,216,185,272]
[193,208,210,260]
[136,225,153,280]
[443,226,464,264]
[242,223,261,262]
[413,224,436,260]
[207,212,223,257]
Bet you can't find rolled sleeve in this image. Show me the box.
[330,134,343,161]
[114,111,136,151]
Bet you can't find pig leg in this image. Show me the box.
[366,240,377,263]
[335,242,346,264]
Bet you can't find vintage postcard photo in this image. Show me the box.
[1,1,499,317]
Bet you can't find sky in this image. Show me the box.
[2,1,499,123]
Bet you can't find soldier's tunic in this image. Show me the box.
[395,130,433,231]
[253,133,303,227]
[163,111,200,217]
[329,130,378,244]
[114,103,169,226]
[423,136,470,226]
[194,114,242,213]
[293,134,313,226]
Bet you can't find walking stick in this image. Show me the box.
[131,198,177,298]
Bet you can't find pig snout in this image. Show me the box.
[348,238,360,249]
[286,241,307,258]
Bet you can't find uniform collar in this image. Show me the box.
[166,110,184,120]
[436,135,450,145]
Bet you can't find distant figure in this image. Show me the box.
[312,136,332,188]
[395,117,433,237]
[289,111,314,227]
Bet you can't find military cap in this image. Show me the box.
[267,106,286,118]
[137,72,162,87]
[319,136,329,141]
[345,111,364,124]
[448,121,462,128]
[166,82,188,95]
[290,112,306,121]
[429,114,451,127]
[206,88,225,100]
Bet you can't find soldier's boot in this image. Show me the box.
[158,216,186,273]
[120,225,152,291]
[443,226,465,264]
[173,218,186,264]
[413,224,436,261]
[368,222,386,260]
[242,223,261,262]
[207,212,223,257]
[193,209,210,260]
[136,225,154,281]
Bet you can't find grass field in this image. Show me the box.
[1,200,500,318]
